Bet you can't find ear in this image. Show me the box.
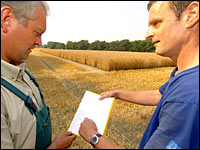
[184,1,199,28]
[1,6,14,33]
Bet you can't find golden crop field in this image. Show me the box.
[26,49,174,149]
[38,48,176,71]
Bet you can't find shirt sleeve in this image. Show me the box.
[144,95,199,149]
[1,93,14,149]
[159,81,169,95]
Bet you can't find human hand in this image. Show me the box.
[47,131,76,149]
[78,118,98,143]
[99,90,118,100]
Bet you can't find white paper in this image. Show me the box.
[68,90,115,136]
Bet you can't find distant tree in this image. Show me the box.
[129,40,155,52]
[65,41,73,49]
[143,40,155,52]
[72,42,78,50]
[47,41,56,49]
[138,40,146,52]
[90,40,99,50]
[129,41,138,52]
[55,42,65,49]
[98,41,108,50]
[106,40,120,51]
[77,40,90,50]
[119,39,131,51]
[47,39,155,52]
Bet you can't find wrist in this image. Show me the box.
[115,90,121,99]
[47,143,56,149]
[90,133,102,148]
[86,131,98,143]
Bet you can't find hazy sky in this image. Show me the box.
[42,1,150,45]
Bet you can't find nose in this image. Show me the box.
[35,36,42,46]
[145,26,154,40]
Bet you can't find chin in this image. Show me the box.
[155,49,164,57]
[155,48,161,55]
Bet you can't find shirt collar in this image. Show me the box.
[1,59,26,81]
[170,66,178,77]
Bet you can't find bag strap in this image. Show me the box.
[1,77,36,115]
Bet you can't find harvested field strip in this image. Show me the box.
[37,56,55,71]
[38,48,176,71]
[26,50,174,149]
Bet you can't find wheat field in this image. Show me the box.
[26,49,174,149]
[38,48,176,71]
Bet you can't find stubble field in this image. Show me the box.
[26,49,174,149]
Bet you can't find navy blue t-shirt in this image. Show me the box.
[139,65,199,149]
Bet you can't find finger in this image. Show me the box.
[65,131,73,136]
[80,118,87,126]
[100,92,106,95]
[84,117,89,121]
[99,96,104,100]
[99,95,108,100]
[69,134,77,140]
[72,134,76,138]
[78,129,81,135]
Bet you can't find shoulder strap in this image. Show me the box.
[25,69,45,104]
[1,77,36,115]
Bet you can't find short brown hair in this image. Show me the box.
[147,1,194,20]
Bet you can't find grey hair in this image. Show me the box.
[1,1,49,26]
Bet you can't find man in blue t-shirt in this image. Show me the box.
[77,1,199,149]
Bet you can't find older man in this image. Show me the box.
[1,1,76,149]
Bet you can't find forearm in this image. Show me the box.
[115,90,162,106]
[79,118,123,149]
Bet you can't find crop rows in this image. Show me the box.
[38,48,176,71]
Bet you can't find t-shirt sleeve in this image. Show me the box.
[144,96,199,149]
[159,81,169,95]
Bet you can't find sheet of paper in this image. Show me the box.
[68,90,115,136]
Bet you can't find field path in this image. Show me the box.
[37,56,55,71]
[29,50,111,99]
[38,51,107,74]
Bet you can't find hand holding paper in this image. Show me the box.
[79,118,99,143]
[68,90,115,136]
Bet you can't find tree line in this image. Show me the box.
[40,39,155,52]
